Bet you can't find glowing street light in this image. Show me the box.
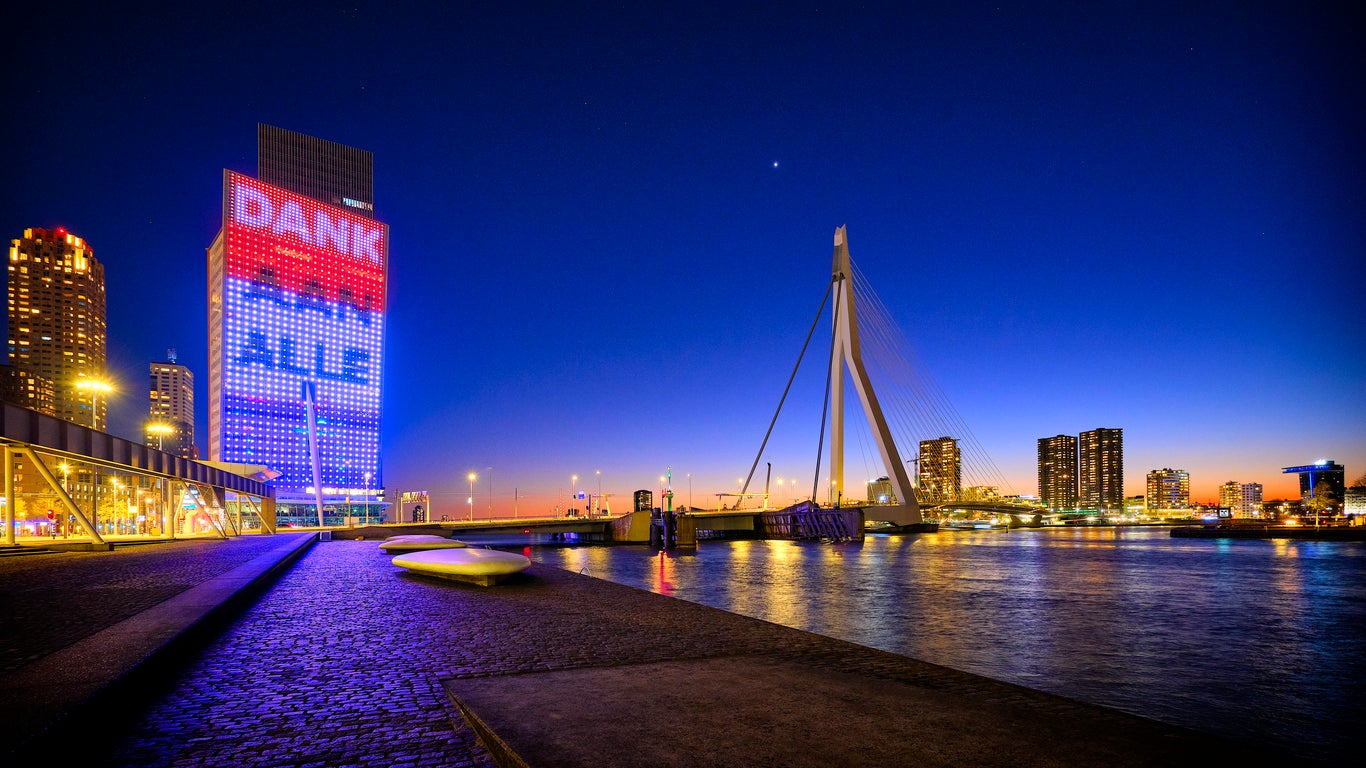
[363,471,373,525]
[467,472,477,522]
[146,421,174,451]
[595,469,601,516]
[571,474,578,516]
[76,378,113,429]
[110,477,125,535]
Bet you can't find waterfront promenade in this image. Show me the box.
[1,533,1303,767]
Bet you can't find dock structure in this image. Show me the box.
[1,534,1292,767]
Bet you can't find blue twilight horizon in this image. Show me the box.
[3,2,1361,513]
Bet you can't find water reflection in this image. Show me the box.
[530,528,1363,763]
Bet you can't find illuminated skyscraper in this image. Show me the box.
[1037,434,1078,510]
[207,126,386,522]
[6,227,108,427]
[147,350,197,459]
[918,436,961,503]
[1145,468,1190,510]
[1079,427,1123,511]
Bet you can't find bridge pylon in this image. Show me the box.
[829,226,921,525]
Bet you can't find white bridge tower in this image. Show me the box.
[828,226,922,525]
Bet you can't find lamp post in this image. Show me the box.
[571,474,578,516]
[363,471,372,525]
[687,473,692,512]
[146,422,173,451]
[467,472,477,522]
[58,463,71,538]
[487,467,493,519]
[595,470,601,517]
[110,478,123,536]
[76,378,112,430]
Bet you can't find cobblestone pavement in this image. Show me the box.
[4,537,1296,767]
[0,536,307,676]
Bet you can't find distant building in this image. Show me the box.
[918,436,961,503]
[1079,428,1124,511]
[633,490,654,512]
[0,363,55,415]
[1037,434,1078,510]
[1282,461,1345,512]
[1146,468,1190,510]
[1218,481,1264,518]
[1345,485,1366,517]
[866,476,894,504]
[962,486,1000,502]
[6,227,107,428]
[147,350,197,459]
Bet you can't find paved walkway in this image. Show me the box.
[1,534,1306,767]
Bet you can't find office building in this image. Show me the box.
[6,227,108,427]
[1282,460,1346,512]
[867,476,894,505]
[1037,434,1078,510]
[1079,427,1123,511]
[147,350,197,459]
[207,125,387,522]
[918,436,961,503]
[1145,468,1190,511]
[1219,481,1263,518]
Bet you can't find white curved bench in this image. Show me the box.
[392,547,531,586]
[379,535,470,552]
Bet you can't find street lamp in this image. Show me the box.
[110,478,124,535]
[76,378,113,429]
[363,471,372,525]
[571,474,578,516]
[146,421,174,451]
[595,470,601,517]
[467,472,477,522]
[687,473,692,512]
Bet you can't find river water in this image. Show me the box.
[518,526,1363,764]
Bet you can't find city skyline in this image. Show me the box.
[4,3,1361,513]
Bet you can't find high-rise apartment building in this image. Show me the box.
[1037,434,1078,510]
[1219,481,1263,518]
[6,227,108,427]
[208,125,386,522]
[147,349,197,459]
[1146,468,1190,510]
[1079,427,1123,511]
[918,436,961,503]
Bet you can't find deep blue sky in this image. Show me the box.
[5,2,1362,513]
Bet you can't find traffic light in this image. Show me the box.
[46,509,55,519]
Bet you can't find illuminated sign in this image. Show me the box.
[218,171,386,495]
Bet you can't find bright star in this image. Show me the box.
[772,161,779,168]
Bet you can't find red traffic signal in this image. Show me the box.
[46,509,55,519]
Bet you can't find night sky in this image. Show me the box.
[5,2,1362,514]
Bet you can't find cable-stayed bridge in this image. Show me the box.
[735,225,1039,534]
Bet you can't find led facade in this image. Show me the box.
[209,171,387,498]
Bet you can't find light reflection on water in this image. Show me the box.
[526,527,1365,763]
